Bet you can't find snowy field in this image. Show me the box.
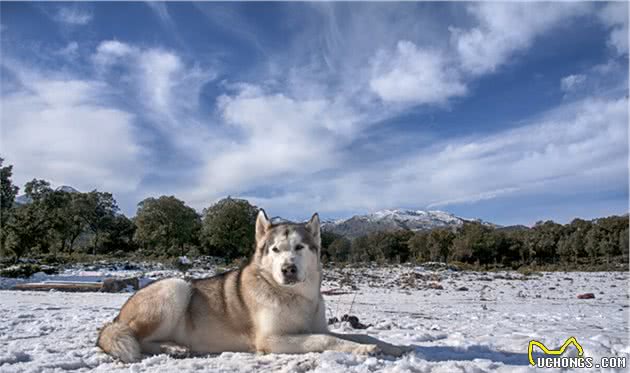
[0,265,628,372]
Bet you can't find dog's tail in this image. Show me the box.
[97,321,141,363]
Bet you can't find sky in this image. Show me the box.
[1,2,628,226]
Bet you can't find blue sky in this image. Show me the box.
[1,2,628,226]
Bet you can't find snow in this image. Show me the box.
[345,209,467,229]
[0,266,627,372]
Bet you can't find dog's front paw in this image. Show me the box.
[353,344,380,355]
[160,343,190,359]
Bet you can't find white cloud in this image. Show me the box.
[92,40,214,131]
[146,2,175,29]
[598,2,629,56]
[57,41,79,59]
[450,3,591,75]
[181,87,360,207]
[400,97,628,208]
[560,74,586,92]
[370,41,466,104]
[92,40,134,66]
[251,96,627,218]
[54,6,92,25]
[1,65,144,194]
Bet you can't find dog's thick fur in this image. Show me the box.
[97,210,409,362]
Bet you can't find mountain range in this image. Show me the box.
[319,209,497,238]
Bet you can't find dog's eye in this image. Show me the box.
[295,244,304,251]
[271,247,279,253]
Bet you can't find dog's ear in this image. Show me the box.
[256,209,271,243]
[305,212,321,247]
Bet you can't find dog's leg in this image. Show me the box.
[258,334,379,355]
[329,332,411,357]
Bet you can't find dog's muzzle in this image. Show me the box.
[281,263,299,285]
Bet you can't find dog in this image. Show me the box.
[97,210,410,362]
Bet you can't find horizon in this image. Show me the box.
[2,2,628,227]
[11,182,628,228]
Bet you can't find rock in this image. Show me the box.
[427,282,444,290]
[577,293,595,299]
[173,257,193,272]
[456,286,469,291]
[340,314,372,329]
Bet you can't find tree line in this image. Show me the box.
[0,159,258,262]
[0,159,628,268]
[322,216,628,269]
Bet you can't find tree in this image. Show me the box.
[320,231,342,261]
[407,232,430,263]
[102,215,137,254]
[134,196,200,256]
[4,203,51,261]
[200,197,258,260]
[427,228,454,263]
[451,222,491,263]
[0,159,19,256]
[584,225,603,260]
[369,230,412,263]
[530,221,563,263]
[61,193,89,252]
[328,237,351,262]
[74,191,119,254]
[24,179,53,202]
[350,235,370,262]
[4,179,57,259]
[619,227,629,262]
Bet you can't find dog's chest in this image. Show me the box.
[255,298,318,336]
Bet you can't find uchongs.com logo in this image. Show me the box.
[528,337,627,369]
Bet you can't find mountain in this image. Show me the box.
[14,194,32,205]
[321,209,496,238]
[56,185,79,194]
[496,224,530,232]
[14,185,80,205]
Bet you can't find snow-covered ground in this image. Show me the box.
[0,266,628,372]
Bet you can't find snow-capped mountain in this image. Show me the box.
[321,209,496,238]
[56,185,79,194]
[14,185,80,205]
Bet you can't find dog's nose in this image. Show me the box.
[281,264,297,276]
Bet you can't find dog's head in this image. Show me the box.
[254,210,321,287]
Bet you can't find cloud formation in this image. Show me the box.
[450,3,590,75]
[598,2,629,56]
[1,2,626,224]
[370,41,466,104]
[54,6,92,25]
[1,64,143,194]
[561,74,587,92]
